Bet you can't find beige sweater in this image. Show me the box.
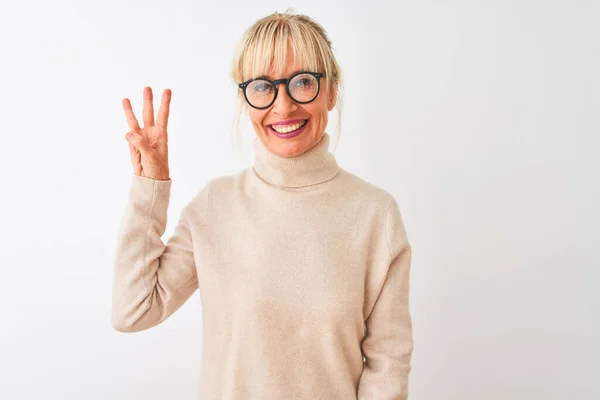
[111,133,413,399]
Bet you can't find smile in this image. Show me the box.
[268,119,309,139]
[270,120,307,133]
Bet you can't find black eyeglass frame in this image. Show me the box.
[238,71,326,110]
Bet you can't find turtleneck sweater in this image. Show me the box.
[111,132,413,400]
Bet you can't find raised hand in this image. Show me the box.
[123,87,172,181]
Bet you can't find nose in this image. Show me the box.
[272,84,297,117]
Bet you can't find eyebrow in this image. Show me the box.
[260,69,304,80]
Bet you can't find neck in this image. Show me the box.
[252,133,340,188]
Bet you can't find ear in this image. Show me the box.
[327,83,338,111]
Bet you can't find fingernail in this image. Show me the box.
[126,132,133,139]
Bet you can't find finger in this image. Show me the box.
[155,130,169,159]
[122,98,141,132]
[129,143,143,175]
[142,86,155,128]
[156,88,172,128]
[126,131,152,156]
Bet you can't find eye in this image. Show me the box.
[249,80,273,95]
[295,78,312,87]
[254,83,272,92]
[291,75,317,92]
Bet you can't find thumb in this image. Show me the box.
[125,131,152,155]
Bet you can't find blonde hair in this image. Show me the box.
[230,9,343,152]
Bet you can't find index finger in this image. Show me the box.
[156,89,172,128]
[122,98,141,132]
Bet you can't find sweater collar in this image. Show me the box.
[252,132,340,188]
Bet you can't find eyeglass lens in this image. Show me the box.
[246,73,319,108]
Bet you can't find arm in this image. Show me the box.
[357,197,413,399]
[111,174,205,332]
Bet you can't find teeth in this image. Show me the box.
[271,120,306,133]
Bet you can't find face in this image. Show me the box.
[246,51,337,158]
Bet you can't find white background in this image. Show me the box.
[0,0,597,399]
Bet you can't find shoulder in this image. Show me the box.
[335,167,398,211]
[336,167,409,248]
[179,169,249,227]
[203,168,250,196]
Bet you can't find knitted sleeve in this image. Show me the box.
[111,174,208,332]
[357,197,413,399]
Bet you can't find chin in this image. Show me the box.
[271,136,311,157]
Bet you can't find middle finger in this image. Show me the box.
[143,86,155,128]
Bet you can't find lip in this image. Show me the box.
[268,118,307,127]
[268,119,309,139]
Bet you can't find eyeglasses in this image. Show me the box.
[238,71,326,110]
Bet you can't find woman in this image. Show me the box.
[112,10,413,400]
